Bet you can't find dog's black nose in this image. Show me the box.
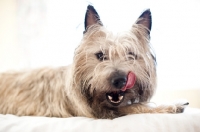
[111,76,127,89]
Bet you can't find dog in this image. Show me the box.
[0,5,188,119]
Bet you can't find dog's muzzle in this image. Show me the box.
[106,72,136,106]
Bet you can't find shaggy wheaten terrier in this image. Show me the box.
[0,5,188,119]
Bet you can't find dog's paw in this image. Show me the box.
[174,100,189,113]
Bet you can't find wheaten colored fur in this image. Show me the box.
[0,5,188,119]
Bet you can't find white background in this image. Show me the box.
[0,0,200,90]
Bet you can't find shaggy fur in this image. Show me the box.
[0,5,188,119]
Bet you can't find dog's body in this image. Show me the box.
[0,5,188,119]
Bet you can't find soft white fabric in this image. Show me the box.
[0,107,200,132]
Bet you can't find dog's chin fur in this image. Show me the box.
[0,5,188,119]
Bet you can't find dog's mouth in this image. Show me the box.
[105,72,137,106]
[106,91,125,106]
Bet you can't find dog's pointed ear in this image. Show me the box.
[84,5,103,34]
[136,9,152,34]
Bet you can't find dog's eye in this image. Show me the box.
[95,52,107,61]
[128,52,137,60]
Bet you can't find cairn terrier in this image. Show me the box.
[0,5,188,119]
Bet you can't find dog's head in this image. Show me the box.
[73,5,156,118]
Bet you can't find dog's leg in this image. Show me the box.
[119,102,189,115]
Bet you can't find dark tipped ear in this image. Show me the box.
[136,9,152,34]
[84,5,103,33]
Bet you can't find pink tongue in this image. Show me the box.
[121,72,136,91]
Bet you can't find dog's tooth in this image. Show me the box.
[127,100,132,105]
[119,96,123,101]
[108,95,113,100]
[134,98,139,103]
[111,100,119,103]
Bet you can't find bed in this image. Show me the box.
[0,107,200,132]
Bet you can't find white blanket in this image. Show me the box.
[0,107,200,132]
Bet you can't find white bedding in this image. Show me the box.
[0,107,200,132]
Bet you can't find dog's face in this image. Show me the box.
[73,5,156,118]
